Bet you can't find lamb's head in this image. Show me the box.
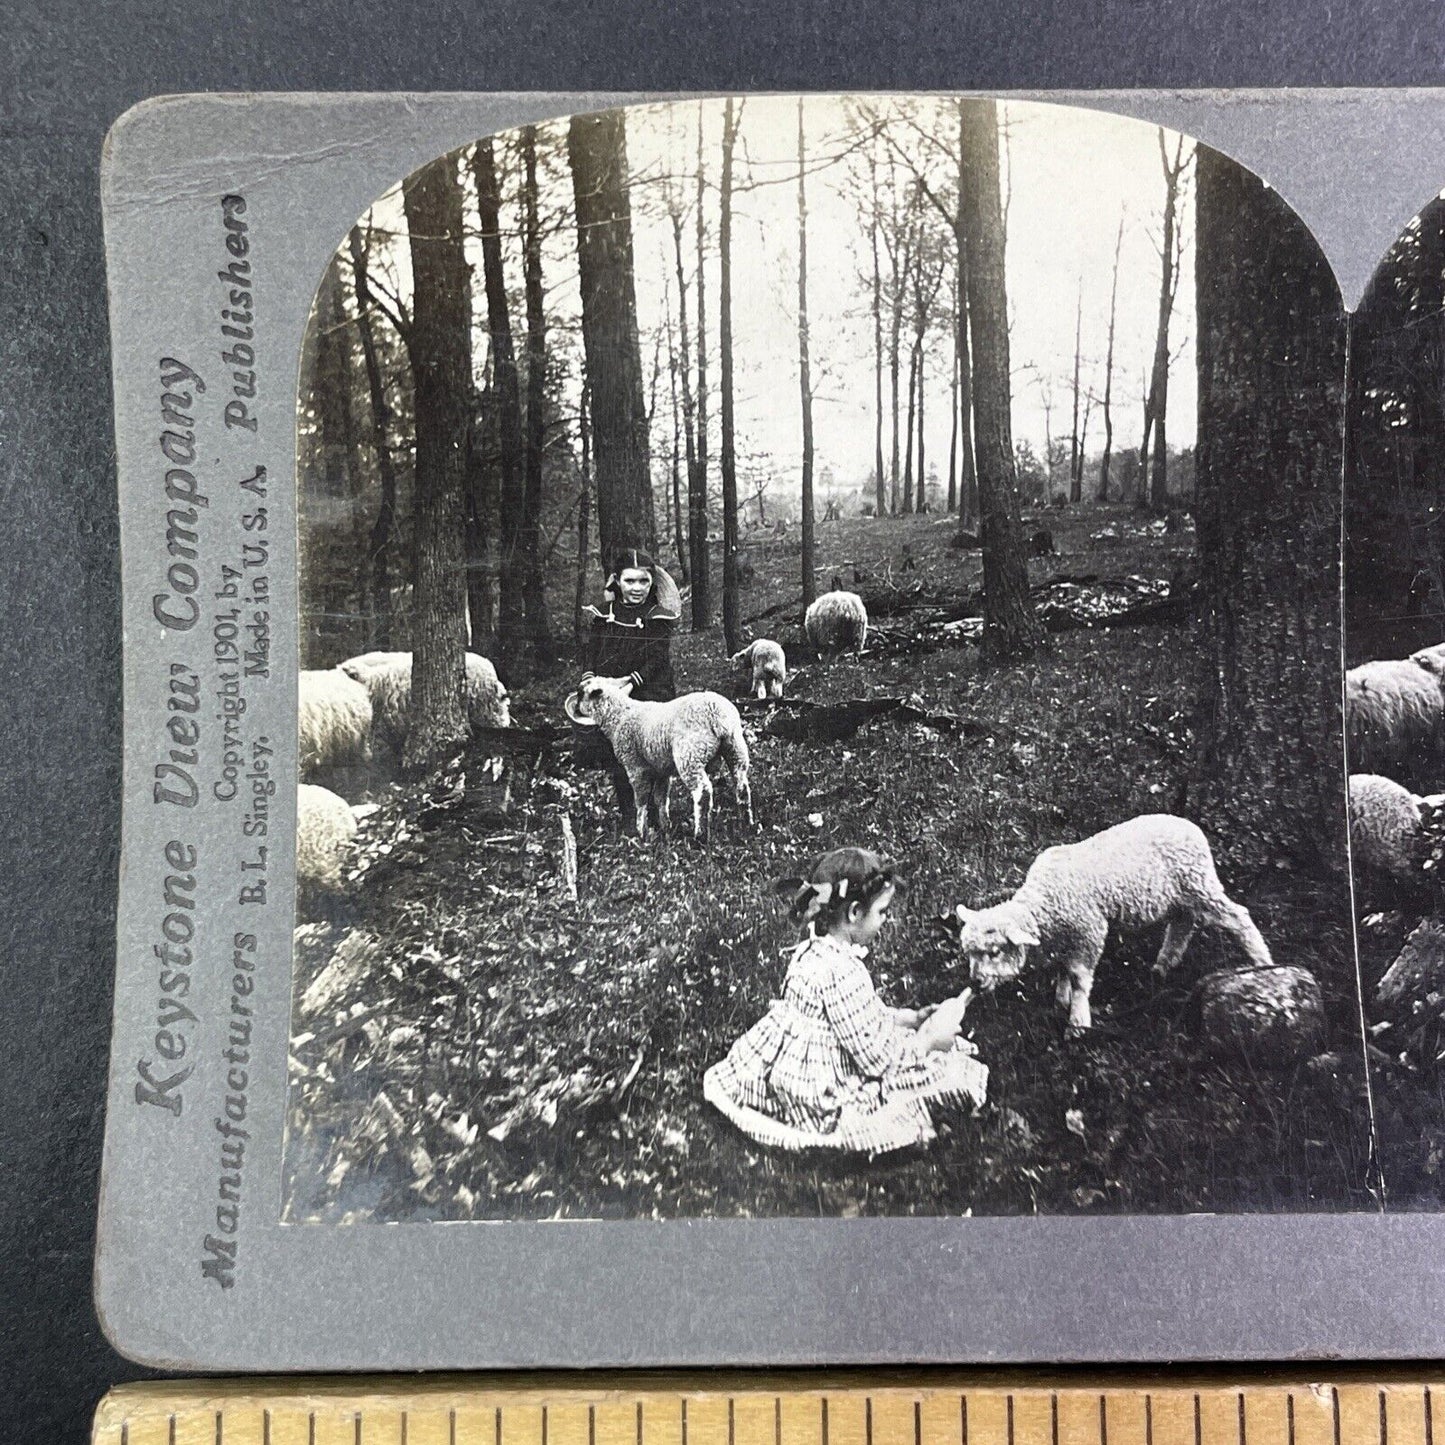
[572,675,629,725]
[1412,643,1445,680]
[948,902,1041,990]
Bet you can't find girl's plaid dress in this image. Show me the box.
[703,933,988,1154]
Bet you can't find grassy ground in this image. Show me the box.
[283,505,1377,1223]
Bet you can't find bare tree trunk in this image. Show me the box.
[574,375,592,648]
[1144,130,1186,512]
[665,291,687,581]
[1098,215,1123,502]
[463,396,495,646]
[958,100,1044,660]
[309,257,365,664]
[347,224,400,649]
[670,212,698,589]
[947,270,959,514]
[917,341,927,510]
[693,103,712,626]
[955,103,979,529]
[520,125,554,671]
[472,138,527,672]
[400,155,471,769]
[870,147,887,518]
[568,109,656,565]
[1069,281,1083,504]
[902,338,918,514]
[1190,144,1346,877]
[720,99,742,653]
[797,97,817,609]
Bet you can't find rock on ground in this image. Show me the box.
[1377,917,1445,1017]
[1199,965,1325,1064]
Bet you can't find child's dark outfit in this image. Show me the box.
[704,932,988,1154]
[574,588,678,817]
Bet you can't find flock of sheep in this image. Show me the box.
[292,583,1305,1050]
[1347,641,1445,896]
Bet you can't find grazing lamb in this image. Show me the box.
[572,678,752,839]
[731,638,787,700]
[339,650,510,758]
[296,783,358,898]
[804,589,868,658]
[298,669,373,778]
[947,814,1273,1036]
[1347,772,1445,905]
[1346,657,1443,778]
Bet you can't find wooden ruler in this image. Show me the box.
[92,1373,1441,1445]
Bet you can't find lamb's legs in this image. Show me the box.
[690,772,714,840]
[628,772,652,841]
[1205,897,1274,969]
[734,768,754,827]
[1058,928,1106,1036]
[1055,973,1074,1009]
[754,680,767,700]
[1154,912,1197,976]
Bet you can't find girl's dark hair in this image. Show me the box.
[773,847,898,930]
[611,547,656,577]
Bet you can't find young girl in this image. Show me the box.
[570,548,679,824]
[704,848,988,1154]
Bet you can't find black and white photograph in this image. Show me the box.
[281,94,1372,1224]
[1345,192,1445,1204]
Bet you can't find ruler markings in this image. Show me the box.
[95,1381,1445,1445]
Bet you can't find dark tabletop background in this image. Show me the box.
[3,1,1443,1440]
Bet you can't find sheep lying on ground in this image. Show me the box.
[296,783,358,899]
[1346,657,1443,778]
[804,590,868,658]
[946,814,1273,1036]
[339,650,510,758]
[572,678,752,839]
[298,669,373,778]
[731,638,787,699]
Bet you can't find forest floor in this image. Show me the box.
[284,504,1381,1223]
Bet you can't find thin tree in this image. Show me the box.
[347,222,400,647]
[574,373,593,646]
[568,108,655,569]
[668,207,697,587]
[520,124,554,670]
[693,102,712,625]
[1190,144,1346,878]
[664,284,687,580]
[958,100,1043,659]
[719,97,743,653]
[1069,279,1084,504]
[797,97,817,608]
[1142,130,1189,511]
[400,153,471,769]
[902,327,919,514]
[472,138,527,670]
[1097,215,1124,502]
[869,143,887,517]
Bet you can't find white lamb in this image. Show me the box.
[572,678,753,839]
[298,669,374,778]
[731,638,787,699]
[1346,657,1443,778]
[296,783,358,898]
[1348,771,1444,893]
[338,650,510,758]
[805,590,868,658]
[948,814,1273,1036]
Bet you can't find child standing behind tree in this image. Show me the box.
[704,848,987,1154]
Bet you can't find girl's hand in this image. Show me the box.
[917,990,973,1052]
